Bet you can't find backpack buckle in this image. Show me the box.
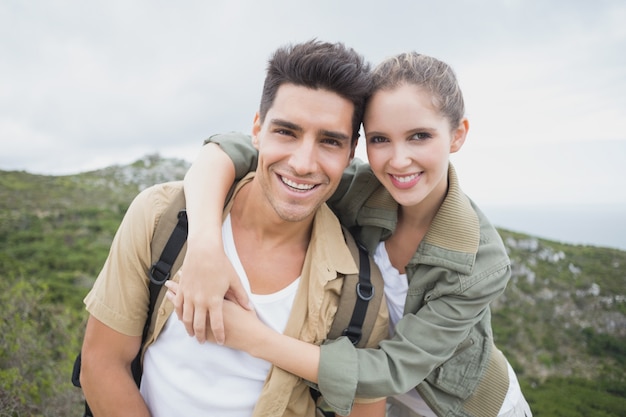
[342,325,363,345]
[149,261,170,285]
[356,282,374,301]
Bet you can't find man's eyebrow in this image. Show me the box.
[320,129,350,142]
[270,119,351,142]
[270,119,303,132]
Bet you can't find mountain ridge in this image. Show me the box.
[1,154,624,416]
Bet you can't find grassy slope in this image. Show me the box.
[1,158,624,416]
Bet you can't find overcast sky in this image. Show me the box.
[1,0,625,210]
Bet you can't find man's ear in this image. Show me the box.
[349,136,358,160]
[251,112,262,150]
[450,118,469,154]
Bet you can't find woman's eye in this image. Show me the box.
[369,136,388,144]
[410,132,431,141]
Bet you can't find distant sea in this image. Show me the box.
[481,204,626,251]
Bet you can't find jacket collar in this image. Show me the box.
[423,164,480,254]
[310,205,359,276]
[359,164,480,273]
[225,172,357,278]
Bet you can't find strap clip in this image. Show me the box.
[149,261,170,285]
[356,282,374,301]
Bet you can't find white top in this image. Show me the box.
[140,214,300,417]
[373,241,523,417]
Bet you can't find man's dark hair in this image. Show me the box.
[259,39,371,142]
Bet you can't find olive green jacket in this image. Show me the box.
[207,132,512,417]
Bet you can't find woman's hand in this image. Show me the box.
[167,279,321,382]
[166,279,258,349]
[177,142,252,345]
[173,245,250,345]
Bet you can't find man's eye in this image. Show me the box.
[322,138,341,147]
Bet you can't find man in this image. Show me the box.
[79,40,388,416]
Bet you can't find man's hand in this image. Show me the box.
[173,243,250,344]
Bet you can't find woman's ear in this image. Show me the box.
[450,118,469,154]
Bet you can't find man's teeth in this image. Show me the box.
[393,173,419,183]
[282,177,315,190]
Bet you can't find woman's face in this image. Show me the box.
[363,84,467,209]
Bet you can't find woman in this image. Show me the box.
[170,52,532,417]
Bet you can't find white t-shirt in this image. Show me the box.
[140,214,300,417]
[373,241,523,417]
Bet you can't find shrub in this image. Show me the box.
[0,278,85,416]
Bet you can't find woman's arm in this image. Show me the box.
[166,277,389,416]
[179,133,380,344]
[215,301,387,417]
[347,399,387,417]
[178,142,250,344]
[318,263,511,413]
[168,281,321,380]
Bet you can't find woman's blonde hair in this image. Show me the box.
[370,52,465,129]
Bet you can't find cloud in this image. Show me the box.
[0,0,624,208]
[458,2,626,148]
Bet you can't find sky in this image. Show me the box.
[1,0,625,246]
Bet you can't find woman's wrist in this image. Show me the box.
[246,330,321,383]
[186,218,224,248]
[245,325,280,359]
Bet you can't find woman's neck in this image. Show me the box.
[385,182,448,273]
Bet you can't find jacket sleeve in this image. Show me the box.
[325,158,380,229]
[203,132,258,180]
[318,244,511,413]
[352,278,390,405]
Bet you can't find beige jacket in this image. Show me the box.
[85,174,388,417]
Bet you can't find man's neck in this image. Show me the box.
[230,179,314,245]
[228,181,313,294]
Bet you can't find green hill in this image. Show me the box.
[1,155,624,416]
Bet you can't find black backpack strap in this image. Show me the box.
[144,208,188,341]
[325,228,384,348]
[128,205,188,388]
[311,229,385,415]
[73,183,189,417]
[340,240,373,345]
[149,209,188,286]
[139,183,188,357]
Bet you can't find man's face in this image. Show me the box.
[252,83,356,222]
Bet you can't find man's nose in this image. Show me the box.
[289,138,318,175]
